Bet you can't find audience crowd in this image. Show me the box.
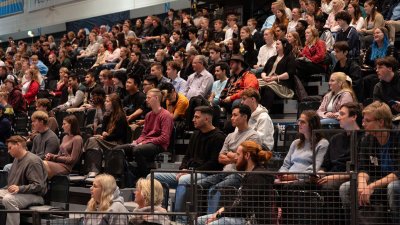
[0,0,400,224]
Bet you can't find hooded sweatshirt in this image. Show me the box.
[238,104,274,150]
[84,187,129,225]
[130,205,171,225]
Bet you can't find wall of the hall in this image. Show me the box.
[0,0,190,41]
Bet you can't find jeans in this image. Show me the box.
[340,180,400,222]
[0,189,44,225]
[197,214,246,225]
[197,173,242,214]
[153,172,208,223]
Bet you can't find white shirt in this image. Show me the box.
[257,42,277,67]
[224,27,234,44]
[350,17,365,31]
[287,20,299,33]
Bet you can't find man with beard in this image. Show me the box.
[197,104,261,214]
[197,140,275,225]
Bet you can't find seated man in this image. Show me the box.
[208,62,228,106]
[317,102,361,190]
[183,55,214,100]
[240,88,274,150]
[53,75,85,112]
[153,106,226,222]
[4,78,25,114]
[373,56,400,116]
[117,88,174,178]
[219,55,259,110]
[159,83,189,121]
[123,76,146,121]
[30,55,48,77]
[0,136,47,225]
[197,140,274,225]
[197,104,262,214]
[166,61,186,94]
[76,32,99,61]
[335,11,360,60]
[340,101,400,222]
[30,111,60,159]
[332,41,362,100]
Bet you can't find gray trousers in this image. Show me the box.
[0,189,44,225]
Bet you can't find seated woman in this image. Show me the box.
[129,178,170,225]
[324,0,345,33]
[91,43,110,71]
[317,72,357,124]
[84,93,130,177]
[286,31,303,58]
[43,114,83,178]
[361,27,398,99]
[276,110,329,183]
[21,68,40,107]
[83,174,129,225]
[242,37,258,68]
[260,38,295,110]
[296,27,327,81]
[50,67,69,98]
[359,0,384,49]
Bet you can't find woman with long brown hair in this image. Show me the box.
[359,0,384,48]
[277,110,329,182]
[43,114,83,178]
[84,93,130,176]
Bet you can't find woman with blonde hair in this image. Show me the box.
[84,174,129,225]
[21,68,40,106]
[296,27,327,81]
[317,72,356,123]
[324,0,345,33]
[129,178,170,225]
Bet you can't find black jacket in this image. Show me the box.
[262,53,296,90]
[373,73,400,114]
[221,166,275,225]
[179,128,226,171]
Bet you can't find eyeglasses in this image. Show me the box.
[362,118,378,123]
[142,83,152,86]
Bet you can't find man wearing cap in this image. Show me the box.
[4,79,25,114]
[219,54,259,110]
[183,55,214,100]
[0,136,47,225]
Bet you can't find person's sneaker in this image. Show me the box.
[87,172,98,178]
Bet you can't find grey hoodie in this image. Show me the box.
[247,104,275,150]
[130,205,171,225]
[84,187,129,225]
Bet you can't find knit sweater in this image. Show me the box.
[31,129,60,159]
[279,139,329,179]
[8,151,47,196]
[136,108,174,150]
